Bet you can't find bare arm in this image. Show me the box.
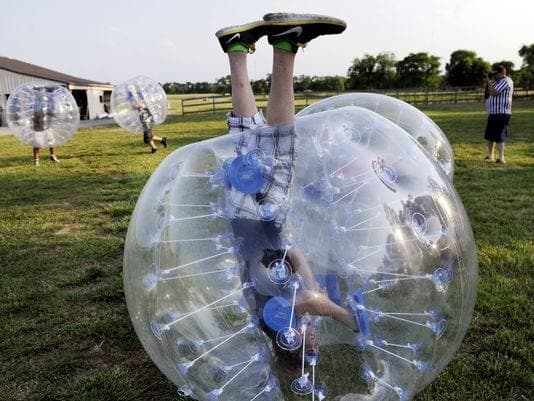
[295,289,358,331]
[289,247,359,331]
[288,247,321,292]
[485,77,507,96]
[485,82,500,96]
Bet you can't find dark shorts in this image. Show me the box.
[143,129,153,144]
[484,114,511,143]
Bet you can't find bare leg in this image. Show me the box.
[266,48,296,125]
[496,142,505,162]
[33,148,40,160]
[486,141,495,160]
[228,52,258,118]
[48,147,59,162]
[265,49,357,330]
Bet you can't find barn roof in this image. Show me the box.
[0,56,111,87]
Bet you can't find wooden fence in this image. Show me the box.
[178,86,532,116]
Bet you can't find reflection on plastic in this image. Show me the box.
[296,93,455,179]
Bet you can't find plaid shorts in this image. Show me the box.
[227,110,266,133]
[224,111,296,227]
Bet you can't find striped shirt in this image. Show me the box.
[486,76,513,114]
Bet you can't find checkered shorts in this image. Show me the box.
[226,110,266,133]
[224,111,296,227]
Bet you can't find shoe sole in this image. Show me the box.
[215,20,266,39]
[263,13,346,29]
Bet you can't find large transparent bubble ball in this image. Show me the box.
[6,82,80,148]
[124,105,477,401]
[297,93,454,180]
[111,75,168,133]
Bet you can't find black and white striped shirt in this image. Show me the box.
[486,76,513,115]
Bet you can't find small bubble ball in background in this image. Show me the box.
[6,82,80,148]
[111,75,168,133]
[123,99,477,401]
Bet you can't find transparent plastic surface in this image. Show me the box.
[6,82,80,148]
[123,105,477,401]
[296,93,454,180]
[111,75,168,133]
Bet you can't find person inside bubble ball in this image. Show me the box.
[31,108,59,166]
[131,94,167,154]
[216,13,358,356]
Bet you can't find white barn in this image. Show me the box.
[0,56,114,126]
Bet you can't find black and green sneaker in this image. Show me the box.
[263,13,347,52]
[215,20,268,53]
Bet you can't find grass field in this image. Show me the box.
[0,101,532,401]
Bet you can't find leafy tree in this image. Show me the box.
[491,61,515,74]
[265,73,272,92]
[519,44,534,66]
[346,52,397,90]
[162,82,190,94]
[445,50,491,87]
[294,75,312,92]
[518,44,534,89]
[191,81,212,93]
[162,82,175,94]
[310,75,346,92]
[251,79,268,94]
[396,52,441,88]
[214,75,231,94]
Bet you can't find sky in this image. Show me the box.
[1,0,532,85]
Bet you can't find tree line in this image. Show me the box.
[163,44,534,95]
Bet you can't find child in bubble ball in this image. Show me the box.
[215,13,358,357]
[31,109,60,166]
[133,96,167,154]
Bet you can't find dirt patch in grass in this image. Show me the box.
[55,223,85,235]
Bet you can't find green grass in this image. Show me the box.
[0,101,533,401]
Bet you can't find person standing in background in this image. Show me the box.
[484,65,513,164]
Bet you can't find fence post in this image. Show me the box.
[454,88,458,104]
[181,98,184,115]
[212,96,216,114]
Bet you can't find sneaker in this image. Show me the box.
[50,155,59,162]
[34,159,40,166]
[161,137,168,148]
[215,20,268,53]
[263,13,347,51]
[151,148,158,154]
